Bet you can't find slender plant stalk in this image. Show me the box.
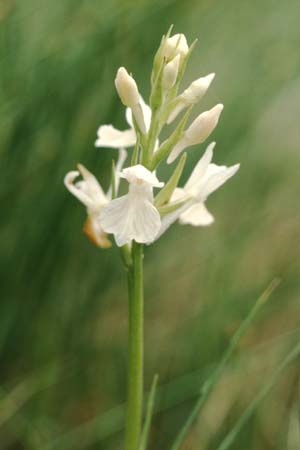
[125,242,144,450]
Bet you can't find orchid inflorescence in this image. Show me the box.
[64,29,240,250]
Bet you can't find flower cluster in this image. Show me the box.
[64,29,240,248]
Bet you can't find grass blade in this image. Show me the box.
[170,278,280,450]
[216,340,300,450]
[139,374,159,450]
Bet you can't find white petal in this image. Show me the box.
[167,101,185,124]
[179,202,214,226]
[95,125,136,148]
[64,171,93,208]
[184,142,215,193]
[100,195,161,246]
[64,165,108,212]
[156,200,193,240]
[77,164,107,206]
[167,137,188,164]
[170,187,186,202]
[200,163,240,199]
[126,96,152,132]
[181,73,215,105]
[126,107,133,128]
[120,164,164,188]
[139,97,152,132]
[132,103,147,134]
[186,104,224,145]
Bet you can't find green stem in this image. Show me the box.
[125,242,144,450]
[142,109,159,168]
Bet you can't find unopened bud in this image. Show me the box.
[186,104,223,144]
[181,73,215,105]
[115,67,140,108]
[167,104,224,164]
[162,54,180,90]
[167,73,215,124]
[161,33,189,62]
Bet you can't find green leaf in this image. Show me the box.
[154,153,186,207]
[157,199,187,215]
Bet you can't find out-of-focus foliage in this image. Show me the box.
[1,0,300,449]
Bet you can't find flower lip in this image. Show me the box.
[120,164,164,188]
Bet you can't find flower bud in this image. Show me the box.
[167,104,224,164]
[161,33,189,62]
[181,73,215,105]
[115,67,140,108]
[162,54,180,90]
[167,73,215,124]
[186,104,223,144]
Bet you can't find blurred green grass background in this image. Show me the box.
[1,0,300,449]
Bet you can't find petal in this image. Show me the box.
[200,163,240,199]
[167,138,188,164]
[156,200,193,240]
[95,125,136,148]
[120,164,164,188]
[64,170,94,208]
[126,107,133,127]
[132,103,147,134]
[184,142,215,193]
[139,96,152,132]
[170,187,186,202]
[179,202,214,226]
[77,164,107,205]
[167,101,185,124]
[100,195,161,246]
[126,97,152,132]
[186,104,224,145]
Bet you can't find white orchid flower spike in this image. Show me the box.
[95,97,151,149]
[158,143,239,237]
[64,149,127,248]
[100,165,164,247]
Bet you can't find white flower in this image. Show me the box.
[95,98,151,149]
[115,67,147,134]
[158,143,239,236]
[167,73,215,123]
[167,104,224,164]
[64,149,127,248]
[161,33,189,62]
[100,165,164,246]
